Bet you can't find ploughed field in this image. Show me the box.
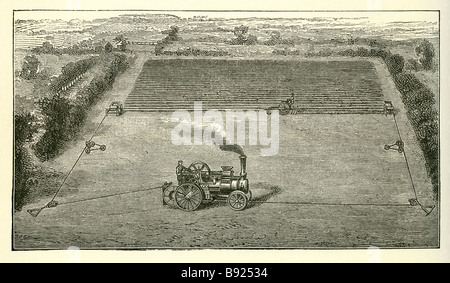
[125,59,385,114]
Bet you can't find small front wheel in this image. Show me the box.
[162,186,176,205]
[227,191,248,211]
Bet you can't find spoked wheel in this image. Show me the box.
[227,191,248,211]
[162,186,176,205]
[86,140,96,148]
[188,161,211,182]
[188,161,211,175]
[175,183,203,211]
[100,145,106,151]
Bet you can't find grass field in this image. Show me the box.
[12,111,438,249]
[12,55,438,249]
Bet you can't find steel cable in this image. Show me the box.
[28,113,109,217]
[392,113,435,215]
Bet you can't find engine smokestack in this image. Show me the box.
[240,155,247,177]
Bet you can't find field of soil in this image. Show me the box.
[13,55,438,250]
[125,58,384,113]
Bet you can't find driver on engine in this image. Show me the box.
[176,160,187,185]
[287,92,295,110]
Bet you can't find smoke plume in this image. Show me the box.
[219,143,245,156]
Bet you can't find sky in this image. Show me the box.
[14,10,439,24]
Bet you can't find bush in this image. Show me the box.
[14,112,38,210]
[161,47,230,57]
[105,42,113,53]
[32,41,102,55]
[264,31,295,46]
[273,49,300,56]
[229,25,258,45]
[356,47,370,57]
[20,55,40,80]
[405,58,421,71]
[415,39,435,70]
[386,54,405,75]
[367,38,388,49]
[370,48,391,60]
[34,94,72,161]
[337,49,355,57]
[393,72,439,197]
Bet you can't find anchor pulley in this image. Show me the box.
[384,100,395,116]
[384,140,404,153]
[85,140,106,154]
[382,101,436,216]
[27,200,59,218]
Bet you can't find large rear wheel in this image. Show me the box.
[175,183,203,211]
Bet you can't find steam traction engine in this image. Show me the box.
[162,155,251,211]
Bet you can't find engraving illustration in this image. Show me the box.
[13,11,439,249]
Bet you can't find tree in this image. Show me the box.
[114,34,127,51]
[265,31,283,46]
[230,25,257,45]
[105,42,113,53]
[155,25,181,55]
[31,41,55,54]
[167,26,180,41]
[386,54,405,76]
[233,25,249,39]
[20,55,40,80]
[42,41,54,53]
[270,31,282,42]
[162,26,181,42]
[415,39,435,70]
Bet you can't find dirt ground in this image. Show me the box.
[12,54,439,250]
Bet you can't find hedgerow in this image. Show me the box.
[14,112,38,210]
[49,57,97,94]
[393,72,439,197]
[34,53,129,161]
